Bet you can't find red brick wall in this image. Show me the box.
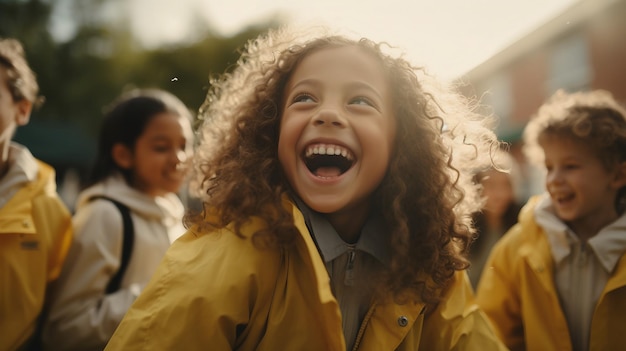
[508,50,549,126]
[587,5,626,103]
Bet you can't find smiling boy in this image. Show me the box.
[476,89,626,351]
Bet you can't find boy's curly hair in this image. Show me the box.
[523,89,626,213]
[188,26,498,304]
[524,89,626,168]
[0,38,43,108]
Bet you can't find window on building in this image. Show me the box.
[546,33,591,94]
[482,73,513,139]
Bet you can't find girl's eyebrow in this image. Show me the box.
[148,134,185,143]
[547,156,581,164]
[287,78,320,92]
[345,81,384,101]
[288,78,383,100]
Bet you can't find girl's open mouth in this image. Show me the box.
[303,143,355,177]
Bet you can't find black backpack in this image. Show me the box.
[90,196,135,294]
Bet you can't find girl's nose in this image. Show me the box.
[177,150,188,163]
[313,108,346,127]
[174,150,190,170]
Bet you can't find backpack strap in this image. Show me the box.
[90,196,135,294]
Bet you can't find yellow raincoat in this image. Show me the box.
[476,196,626,351]
[106,199,506,351]
[0,160,72,351]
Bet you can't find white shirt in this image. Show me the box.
[535,194,626,351]
[0,143,38,207]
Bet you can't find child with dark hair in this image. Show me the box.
[106,27,506,350]
[468,150,523,289]
[42,89,194,351]
[0,37,73,351]
[476,89,626,350]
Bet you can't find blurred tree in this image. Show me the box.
[2,0,277,133]
[132,25,278,117]
[0,0,58,115]
[1,0,278,188]
[0,0,53,42]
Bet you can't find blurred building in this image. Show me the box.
[458,0,626,200]
[13,120,96,212]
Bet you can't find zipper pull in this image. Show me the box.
[579,242,588,268]
[344,249,356,286]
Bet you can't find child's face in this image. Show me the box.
[481,169,515,217]
[542,135,626,234]
[125,112,193,197]
[0,67,30,148]
[278,45,396,220]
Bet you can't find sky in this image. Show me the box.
[124,0,580,82]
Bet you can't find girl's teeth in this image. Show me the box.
[305,144,353,160]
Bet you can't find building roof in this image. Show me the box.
[463,0,619,82]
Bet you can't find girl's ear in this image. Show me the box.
[112,143,133,170]
[613,161,626,189]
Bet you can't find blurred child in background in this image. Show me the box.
[42,89,194,351]
[468,149,522,289]
[476,89,626,350]
[0,38,73,351]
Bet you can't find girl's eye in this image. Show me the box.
[350,96,374,107]
[153,145,170,153]
[293,93,315,104]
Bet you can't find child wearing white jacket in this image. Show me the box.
[42,89,194,351]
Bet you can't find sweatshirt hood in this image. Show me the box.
[76,172,184,225]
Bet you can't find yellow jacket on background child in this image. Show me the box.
[0,38,73,351]
[477,89,626,351]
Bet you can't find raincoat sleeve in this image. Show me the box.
[475,229,523,350]
[0,163,73,351]
[42,201,139,351]
[36,190,73,283]
[420,271,510,351]
[105,223,282,351]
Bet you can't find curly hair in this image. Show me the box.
[523,89,626,213]
[0,38,43,108]
[188,26,499,304]
[524,89,626,168]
